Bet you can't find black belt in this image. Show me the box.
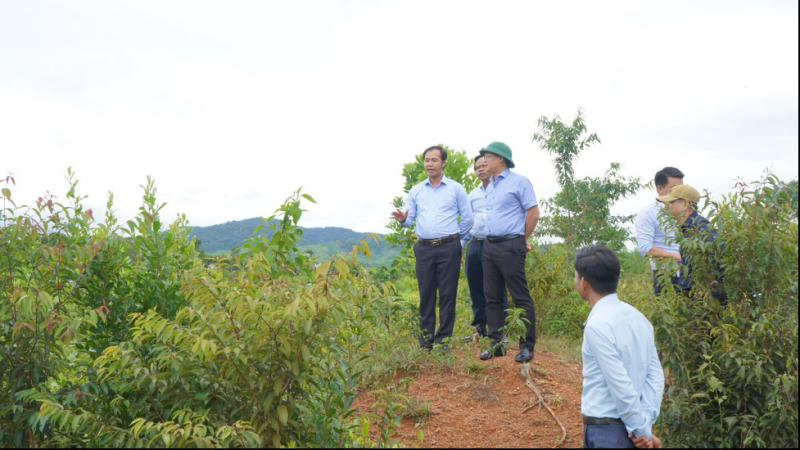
[471,238,485,243]
[582,415,624,425]
[486,234,523,244]
[418,234,459,247]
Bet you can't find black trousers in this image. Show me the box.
[482,236,536,352]
[413,238,461,348]
[465,240,507,335]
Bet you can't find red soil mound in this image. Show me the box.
[354,348,585,448]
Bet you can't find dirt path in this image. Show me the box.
[354,347,585,448]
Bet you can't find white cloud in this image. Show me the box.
[1,0,796,236]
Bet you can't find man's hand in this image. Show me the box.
[646,247,681,261]
[629,434,651,449]
[629,434,661,449]
[526,241,532,252]
[390,208,409,223]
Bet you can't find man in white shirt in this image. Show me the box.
[575,244,664,448]
[634,167,684,295]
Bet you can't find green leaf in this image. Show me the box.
[277,405,288,426]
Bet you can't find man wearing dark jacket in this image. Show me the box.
[657,185,727,304]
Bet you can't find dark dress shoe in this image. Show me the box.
[514,348,533,363]
[479,346,506,360]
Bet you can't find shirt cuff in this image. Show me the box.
[522,201,538,210]
[638,243,653,256]
[631,426,652,439]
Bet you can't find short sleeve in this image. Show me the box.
[519,177,538,210]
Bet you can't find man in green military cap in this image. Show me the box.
[478,142,540,363]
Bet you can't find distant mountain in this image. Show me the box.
[189,218,398,267]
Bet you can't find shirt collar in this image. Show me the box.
[681,211,700,229]
[425,174,450,187]
[584,293,620,326]
[491,168,511,184]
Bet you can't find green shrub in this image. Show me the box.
[0,170,196,447]
[654,172,798,448]
[2,175,418,448]
[524,244,589,341]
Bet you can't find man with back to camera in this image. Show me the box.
[635,167,684,295]
[477,142,539,363]
[574,244,664,449]
[461,155,508,342]
[391,145,473,351]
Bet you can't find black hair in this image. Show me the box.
[423,145,447,162]
[473,154,483,171]
[574,244,620,295]
[654,167,684,188]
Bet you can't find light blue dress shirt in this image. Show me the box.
[635,201,681,270]
[484,168,538,237]
[401,175,473,242]
[461,184,488,247]
[581,293,664,439]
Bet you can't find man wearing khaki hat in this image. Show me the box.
[478,142,540,363]
[657,185,727,303]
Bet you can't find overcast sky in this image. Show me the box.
[2,0,797,235]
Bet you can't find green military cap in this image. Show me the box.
[479,142,515,168]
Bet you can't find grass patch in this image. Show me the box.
[457,377,499,404]
[535,334,582,363]
[355,334,431,388]
[463,358,489,375]
[533,366,549,377]
[400,396,432,420]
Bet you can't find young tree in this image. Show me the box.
[532,109,644,267]
[536,163,644,252]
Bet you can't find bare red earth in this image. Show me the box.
[354,348,585,448]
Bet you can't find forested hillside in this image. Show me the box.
[190,217,398,266]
